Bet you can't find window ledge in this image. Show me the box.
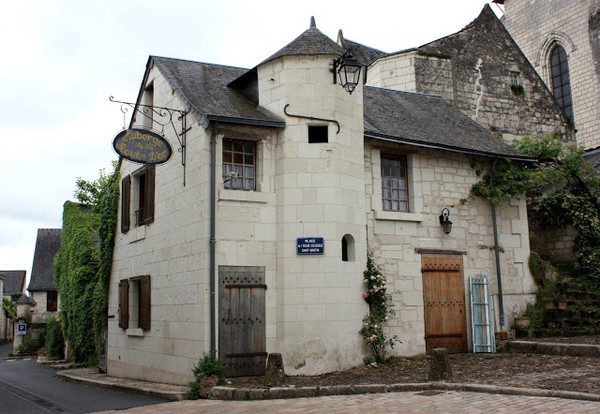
[126,328,145,337]
[219,189,274,204]
[374,210,424,222]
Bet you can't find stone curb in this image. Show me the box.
[509,341,600,357]
[56,370,187,401]
[208,382,600,402]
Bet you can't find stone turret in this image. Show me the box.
[255,18,368,375]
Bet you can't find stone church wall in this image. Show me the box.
[501,0,600,149]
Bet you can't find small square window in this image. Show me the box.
[308,125,328,143]
[510,71,522,86]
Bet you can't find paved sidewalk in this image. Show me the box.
[54,339,600,412]
[97,390,600,413]
[56,368,188,400]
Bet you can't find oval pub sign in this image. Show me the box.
[113,128,172,165]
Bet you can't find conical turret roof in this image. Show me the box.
[260,17,345,65]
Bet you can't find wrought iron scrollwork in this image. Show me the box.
[110,96,191,185]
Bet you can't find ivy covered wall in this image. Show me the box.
[54,166,119,365]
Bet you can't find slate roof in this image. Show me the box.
[260,18,345,65]
[149,17,531,161]
[363,87,534,161]
[337,31,389,67]
[16,293,35,306]
[0,270,26,296]
[27,229,62,292]
[152,57,284,130]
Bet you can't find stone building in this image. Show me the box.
[0,276,4,342]
[106,7,572,385]
[27,229,62,324]
[496,0,600,150]
[0,270,26,342]
[343,5,573,145]
[494,0,600,260]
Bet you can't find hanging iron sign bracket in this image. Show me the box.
[110,96,191,185]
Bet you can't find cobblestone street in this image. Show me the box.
[99,390,600,413]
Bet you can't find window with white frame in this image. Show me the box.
[222,139,256,190]
[381,154,409,212]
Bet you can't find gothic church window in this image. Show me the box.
[550,44,573,122]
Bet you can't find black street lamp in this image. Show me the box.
[439,208,453,235]
[333,51,362,94]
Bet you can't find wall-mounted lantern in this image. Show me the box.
[332,51,362,94]
[439,208,453,234]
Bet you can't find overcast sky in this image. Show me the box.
[0,0,501,285]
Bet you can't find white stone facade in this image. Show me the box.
[501,0,600,149]
[365,143,534,354]
[107,22,539,385]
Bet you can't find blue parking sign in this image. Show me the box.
[16,323,27,335]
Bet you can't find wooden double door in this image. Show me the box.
[422,254,468,353]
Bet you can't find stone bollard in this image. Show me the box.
[263,353,286,387]
[428,347,453,381]
[199,374,220,398]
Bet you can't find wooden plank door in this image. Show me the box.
[219,266,267,377]
[422,254,468,353]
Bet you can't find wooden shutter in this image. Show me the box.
[121,175,131,233]
[119,279,129,329]
[139,276,151,330]
[144,166,155,224]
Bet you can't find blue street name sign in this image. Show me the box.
[297,237,325,255]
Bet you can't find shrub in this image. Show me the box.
[187,354,226,399]
[45,315,65,359]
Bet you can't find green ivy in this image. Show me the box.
[470,133,600,287]
[45,315,64,359]
[54,162,119,365]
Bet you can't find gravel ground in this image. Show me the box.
[229,336,600,395]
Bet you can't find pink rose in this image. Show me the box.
[362,292,368,298]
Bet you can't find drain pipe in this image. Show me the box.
[210,121,218,357]
[489,159,505,330]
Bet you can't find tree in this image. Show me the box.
[2,297,16,320]
[470,133,600,285]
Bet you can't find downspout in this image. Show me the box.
[489,159,505,330]
[210,121,218,357]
